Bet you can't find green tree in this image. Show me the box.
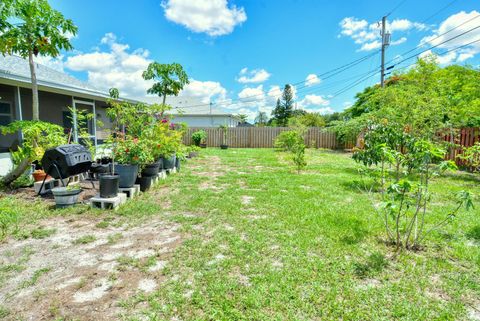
[290,112,326,127]
[142,62,189,107]
[236,114,248,124]
[0,0,78,121]
[254,111,269,126]
[271,85,295,126]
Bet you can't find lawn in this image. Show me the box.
[0,148,479,320]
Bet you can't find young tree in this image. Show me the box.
[271,84,295,126]
[254,111,268,126]
[142,62,189,107]
[0,0,78,121]
[236,114,248,124]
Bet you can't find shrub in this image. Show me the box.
[457,142,480,172]
[292,142,306,173]
[353,120,473,250]
[192,130,207,146]
[274,130,302,151]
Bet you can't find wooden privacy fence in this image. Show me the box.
[440,127,480,163]
[183,127,339,149]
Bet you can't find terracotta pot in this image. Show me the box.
[32,170,50,182]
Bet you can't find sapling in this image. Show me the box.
[354,121,473,250]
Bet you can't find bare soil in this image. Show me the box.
[0,216,181,320]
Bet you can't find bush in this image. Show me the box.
[192,130,207,146]
[353,120,473,250]
[457,142,480,172]
[274,130,302,151]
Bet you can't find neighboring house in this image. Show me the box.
[0,55,138,152]
[140,96,240,127]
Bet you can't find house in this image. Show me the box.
[140,96,240,127]
[0,55,139,152]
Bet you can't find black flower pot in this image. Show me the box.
[175,157,181,172]
[199,143,207,149]
[141,162,160,177]
[115,164,139,188]
[162,155,176,170]
[99,174,119,198]
[156,157,164,170]
[220,144,228,150]
[136,176,153,192]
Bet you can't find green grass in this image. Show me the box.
[1,148,479,320]
[73,235,96,245]
[20,267,51,288]
[123,148,479,320]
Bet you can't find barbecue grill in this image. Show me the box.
[38,144,92,195]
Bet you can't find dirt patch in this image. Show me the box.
[0,216,181,320]
[241,195,254,205]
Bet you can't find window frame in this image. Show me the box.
[0,100,13,126]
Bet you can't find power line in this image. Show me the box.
[384,13,480,67]
[386,0,409,17]
[387,23,480,68]
[318,37,480,101]
[420,0,460,24]
[179,51,380,109]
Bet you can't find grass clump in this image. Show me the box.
[20,267,51,288]
[30,228,56,239]
[73,235,96,245]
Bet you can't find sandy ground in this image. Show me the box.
[0,216,181,320]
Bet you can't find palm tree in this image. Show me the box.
[254,111,269,126]
[236,114,249,124]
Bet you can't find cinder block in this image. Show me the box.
[90,193,127,210]
[34,179,60,194]
[118,185,140,199]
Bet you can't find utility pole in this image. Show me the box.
[209,101,213,126]
[380,16,391,88]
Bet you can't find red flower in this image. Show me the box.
[157,144,161,148]
[161,119,168,123]
[125,149,129,153]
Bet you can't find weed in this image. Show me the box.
[30,228,56,239]
[20,267,51,288]
[353,252,388,278]
[95,221,109,229]
[107,233,123,244]
[73,235,96,245]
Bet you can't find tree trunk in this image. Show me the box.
[28,51,40,121]
[2,157,31,186]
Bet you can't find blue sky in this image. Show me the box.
[45,0,480,119]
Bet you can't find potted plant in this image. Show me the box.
[52,185,82,208]
[219,125,229,150]
[113,137,148,188]
[192,130,207,148]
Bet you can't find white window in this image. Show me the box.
[0,101,12,126]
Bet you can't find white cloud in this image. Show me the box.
[180,79,227,104]
[299,94,329,107]
[339,16,425,51]
[34,55,65,72]
[66,52,116,72]
[267,85,282,102]
[238,85,265,102]
[297,94,333,114]
[420,11,480,64]
[237,68,271,83]
[64,33,153,97]
[162,0,247,36]
[305,74,321,86]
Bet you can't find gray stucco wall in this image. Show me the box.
[0,84,111,151]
